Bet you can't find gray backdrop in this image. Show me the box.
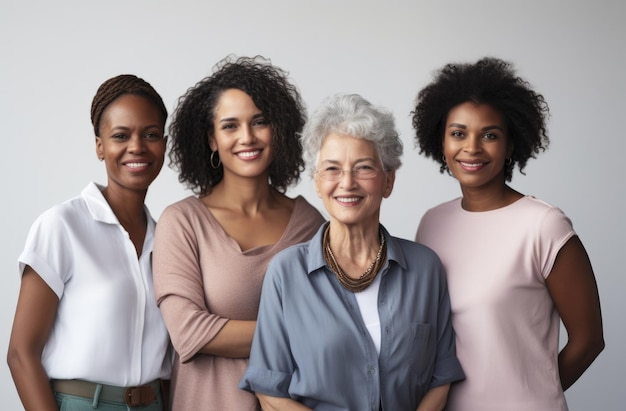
[1,1,624,409]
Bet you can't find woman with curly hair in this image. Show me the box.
[412,57,604,410]
[152,55,325,410]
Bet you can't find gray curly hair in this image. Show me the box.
[301,93,403,174]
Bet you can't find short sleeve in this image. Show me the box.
[536,207,575,279]
[18,210,72,298]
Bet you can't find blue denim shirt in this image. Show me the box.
[240,223,464,411]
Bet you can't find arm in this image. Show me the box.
[153,207,254,361]
[416,384,450,411]
[256,393,314,411]
[239,257,302,402]
[7,266,59,411]
[197,319,255,358]
[545,235,604,390]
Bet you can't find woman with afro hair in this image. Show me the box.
[412,57,604,410]
[152,55,325,410]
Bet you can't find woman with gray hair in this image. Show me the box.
[240,94,464,410]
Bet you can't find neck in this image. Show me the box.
[323,224,386,292]
[101,186,147,229]
[208,174,277,214]
[460,184,522,212]
[327,220,382,264]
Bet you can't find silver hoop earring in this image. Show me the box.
[505,157,513,166]
[210,151,221,169]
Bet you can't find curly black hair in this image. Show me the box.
[411,57,550,181]
[168,55,307,195]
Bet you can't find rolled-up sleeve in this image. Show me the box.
[429,262,465,388]
[239,258,294,396]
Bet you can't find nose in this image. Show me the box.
[240,125,256,144]
[128,134,146,153]
[463,134,482,154]
[338,169,356,189]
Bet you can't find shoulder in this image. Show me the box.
[385,235,447,291]
[383,222,444,273]
[279,197,325,242]
[293,195,325,221]
[269,226,323,276]
[389,235,443,267]
[30,194,89,233]
[272,238,314,267]
[21,194,91,278]
[421,197,462,220]
[519,196,569,216]
[262,241,313,292]
[498,196,574,233]
[520,196,574,236]
[158,196,203,222]
[418,198,463,235]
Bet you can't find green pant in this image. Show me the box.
[55,392,164,411]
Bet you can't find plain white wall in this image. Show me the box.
[1,0,624,409]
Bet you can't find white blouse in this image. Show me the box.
[18,182,171,386]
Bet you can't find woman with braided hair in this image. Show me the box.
[152,55,325,410]
[8,74,172,410]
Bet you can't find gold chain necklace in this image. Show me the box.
[323,225,386,293]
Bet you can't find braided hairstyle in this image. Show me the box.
[411,57,550,181]
[168,55,307,195]
[91,74,168,136]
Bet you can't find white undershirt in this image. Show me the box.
[355,272,382,355]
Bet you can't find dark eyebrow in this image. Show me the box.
[110,124,161,132]
[447,123,504,132]
[447,123,467,129]
[218,112,265,124]
[481,125,505,132]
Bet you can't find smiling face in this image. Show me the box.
[95,94,166,196]
[443,102,512,194]
[315,133,395,229]
[209,88,273,182]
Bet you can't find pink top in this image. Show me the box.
[153,195,325,411]
[416,196,575,411]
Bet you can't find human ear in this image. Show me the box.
[314,174,322,198]
[383,170,396,198]
[95,137,104,161]
[208,134,218,152]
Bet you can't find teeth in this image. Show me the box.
[238,150,260,158]
[337,197,360,203]
[126,162,148,168]
[460,162,484,167]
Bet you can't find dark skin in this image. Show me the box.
[7,267,59,411]
[7,94,167,410]
[545,236,604,390]
[444,102,604,392]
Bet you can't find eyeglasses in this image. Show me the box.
[315,165,385,181]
